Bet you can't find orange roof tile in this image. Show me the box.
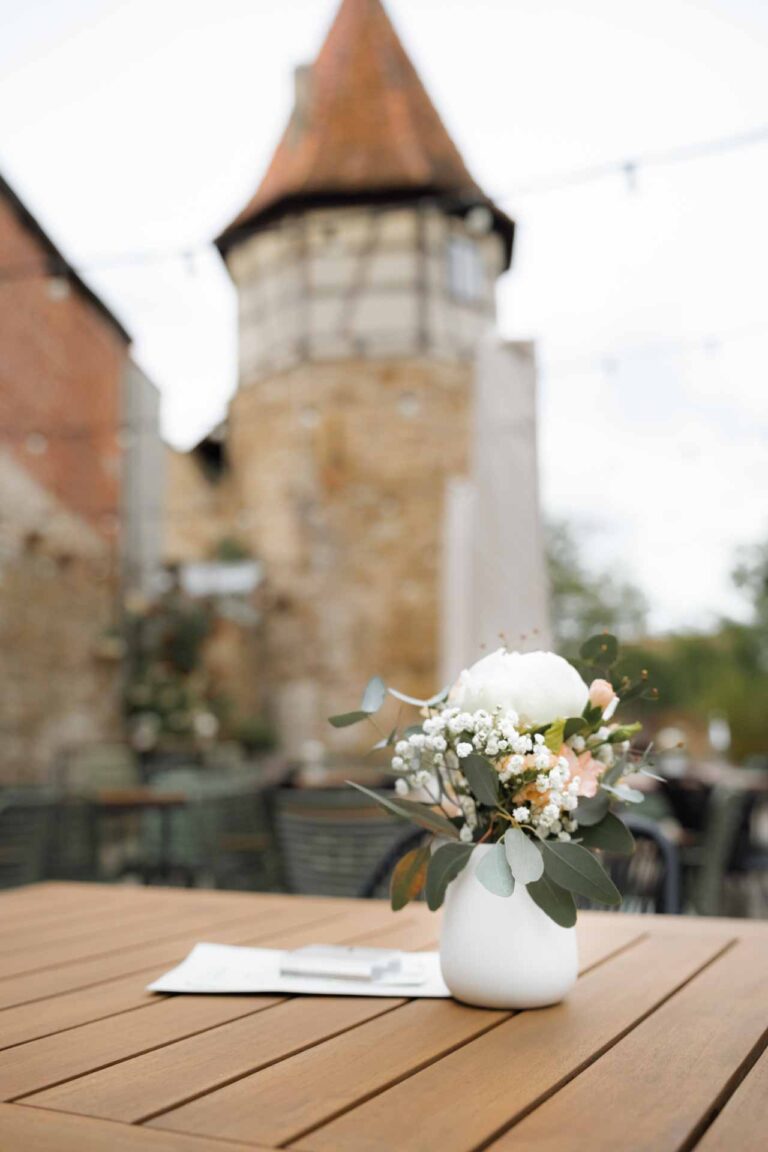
[217,0,514,264]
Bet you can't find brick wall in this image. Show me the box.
[0,186,127,781]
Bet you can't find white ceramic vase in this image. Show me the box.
[439,844,578,1009]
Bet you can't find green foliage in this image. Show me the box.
[390,844,431,911]
[540,840,621,906]
[476,843,515,897]
[546,520,648,657]
[576,812,635,855]
[235,716,276,753]
[212,536,251,562]
[425,843,473,911]
[574,791,610,826]
[461,754,500,806]
[527,874,577,928]
[347,782,460,840]
[504,828,544,885]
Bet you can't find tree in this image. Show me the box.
[546,520,648,655]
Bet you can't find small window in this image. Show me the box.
[446,236,484,303]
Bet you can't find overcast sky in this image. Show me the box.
[1,0,767,633]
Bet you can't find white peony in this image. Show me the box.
[449,649,589,727]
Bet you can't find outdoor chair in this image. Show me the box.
[359,814,682,913]
[274,787,413,898]
[600,813,682,914]
[358,826,428,899]
[693,784,765,917]
[0,792,55,889]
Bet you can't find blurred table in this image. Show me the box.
[1,883,767,1150]
[89,789,188,884]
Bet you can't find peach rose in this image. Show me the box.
[589,678,615,711]
[561,745,604,798]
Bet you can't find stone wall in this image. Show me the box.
[227,354,472,751]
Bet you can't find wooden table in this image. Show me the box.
[0,884,766,1151]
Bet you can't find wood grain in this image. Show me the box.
[486,939,768,1152]
[23,995,404,1122]
[0,901,421,1051]
[695,1046,768,1152]
[2,884,766,1152]
[292,930,731,1152]
[0,1104,269,1152]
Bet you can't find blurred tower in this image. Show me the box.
[216,0,535,750]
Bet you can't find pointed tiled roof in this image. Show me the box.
[216,0,514,265]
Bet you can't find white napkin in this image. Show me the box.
[148,942,450,998]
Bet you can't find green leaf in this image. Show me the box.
[581,703,603,728]
[475,843,515,897]
[543,719,566,753]
[541,840,621,906]
[602,782,644,804]
[347,781,460,840]
[361,676,387,714]
[403,723,425,738]
[638,766,665,783]
[329,710,370,728]
[504,827,544,884]
[390,843,431,910]
[574,790,610,826]
[607,723,642,744]
[580,633,619,667]
[461,754,499,806]
[564,716,586,740]
[425,843,473,911]
[576,812,635,856]
[527,874,577,928]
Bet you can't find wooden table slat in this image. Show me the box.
[695,1045,768,1152]
[0,902,428,1052]
[0,1104,271,1152]
[0,898,352,1013]
[0,910,437,1100]
[2,883,766,1152]
[287,930,732,1152]
[22,995,404,1123]
[485,939,768,1152]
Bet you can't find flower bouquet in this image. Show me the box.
[330,634,658,1008]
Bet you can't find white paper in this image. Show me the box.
[148,942,451,998]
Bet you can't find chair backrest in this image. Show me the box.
[598,813,682,915]
[274,788,411,898]
[0,794,54,889]
[61,744,140,794]
[693,784,754,916]
[358,826,429,899]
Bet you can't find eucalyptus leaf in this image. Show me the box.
[476,843,515,897]
[576,812,635,856]
[361,676,387,714]
[504,827,544,885]
[574,790,610,826]
[527,874,577,928]
[371,726,398,751]
[347,781,460,839]
[425,842,473,911]
[607,723,642,744]
[390,843,431,911]
[328,710,370,729]
[581,703,603,728]
[638,767,666,783]
[462,754,500,807]
[602,782,644,804]
[541,840,621,905]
